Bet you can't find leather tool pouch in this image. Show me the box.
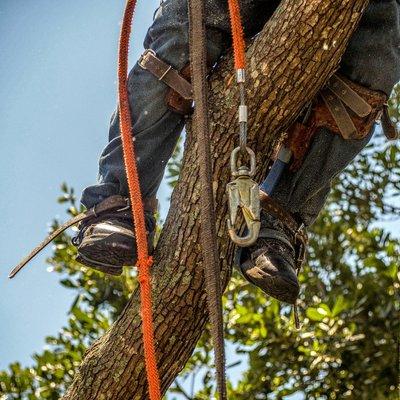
[286,74,396,171]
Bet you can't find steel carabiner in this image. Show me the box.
[226,147,260,247]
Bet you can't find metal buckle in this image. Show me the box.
[117,201,131,213]
[138,49,157,70]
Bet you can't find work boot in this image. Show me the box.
[72,196,157,275]
[238,191,307,304]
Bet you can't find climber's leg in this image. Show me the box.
[239,0,400,303]
[80,0,278,209]
[75,0,279,273]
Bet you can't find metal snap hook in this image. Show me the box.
[226,165,260,247]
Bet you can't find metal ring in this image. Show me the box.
[230,146,256,177]
[138,48,157,70]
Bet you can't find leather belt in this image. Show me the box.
[327,74,372,117]
[382,104,399,140]
[139,49,193,100]
[321,74,377,140]
[259,191,306,240]
[321,88,358,140]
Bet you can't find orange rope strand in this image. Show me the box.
[227,0,246,69]
[117,0,247,397]
[118,1,161,399]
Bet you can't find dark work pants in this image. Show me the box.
[81,0,400,227]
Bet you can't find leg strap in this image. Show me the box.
[8,195,157,278]
[260,191,308,267]
[139,49,193,115]
[259,191,308,328]
[139,49,193,100]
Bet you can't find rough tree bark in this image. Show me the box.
[63,0,369,398]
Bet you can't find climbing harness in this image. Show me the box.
[226,0,261,248]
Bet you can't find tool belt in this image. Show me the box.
[286,74,398,171]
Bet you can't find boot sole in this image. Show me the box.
[77,237,137,275]
[76,252,124,276]
[240,258,299,304]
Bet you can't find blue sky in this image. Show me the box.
[0,0,160,368]
[0,2,254,398]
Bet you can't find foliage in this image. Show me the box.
[172,135,399,400]
[1,92,399,399]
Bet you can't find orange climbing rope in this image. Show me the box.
[117,0,248,397]
[227,0,246,70]
[118,1,161,399]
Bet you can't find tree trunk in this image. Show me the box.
[63,0,369,398]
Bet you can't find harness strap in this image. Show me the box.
[259,191,304,236]
[259,192,308,274]
[327,74,372,117]
[8,195,130,279]
[382,104,399,140]
[321,88,358,140]
[139,49,193,100]
[259,191,308,329]
[257,228,295,251]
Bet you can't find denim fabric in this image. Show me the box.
[340,0,400,97]
[81,0,279,208]
[271,0,400,225]
[81,0,399,228]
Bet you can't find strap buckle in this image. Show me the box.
[227,147,260,247]
[138,49,157,70]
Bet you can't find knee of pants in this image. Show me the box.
[143,0,230,70]
[340,0,400,95]
[122,0,232,134]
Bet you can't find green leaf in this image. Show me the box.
[306,307,326,322]
[332,295,348,317]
